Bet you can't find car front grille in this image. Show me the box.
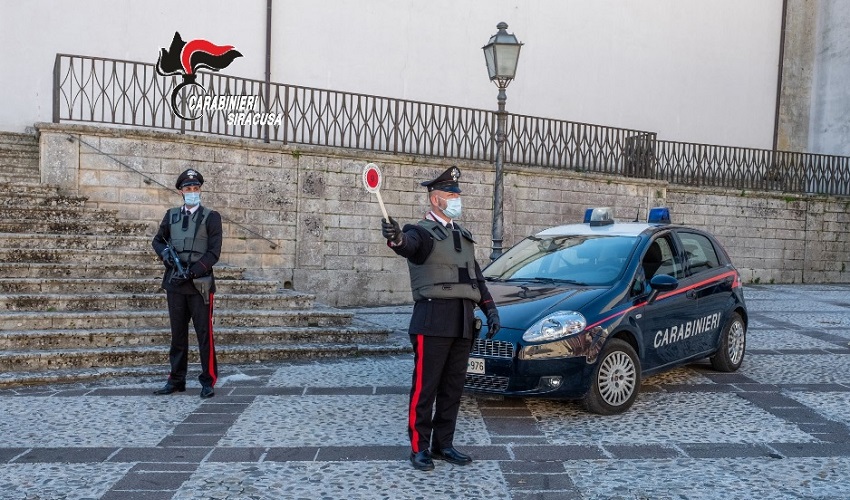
[465,374,510,392]
[471,339,515,358]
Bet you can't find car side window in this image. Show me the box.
[642,236,681,280]
[679,232,721,276]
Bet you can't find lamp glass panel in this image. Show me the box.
[483,45,496,79]
[495,45,521,79]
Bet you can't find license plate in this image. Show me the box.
[467,357,485,375]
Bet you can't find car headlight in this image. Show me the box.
[522,311,587,343]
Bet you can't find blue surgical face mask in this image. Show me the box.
[183,192,201,206]
[441,197,462,219]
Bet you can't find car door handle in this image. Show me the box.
[686,290,697,300]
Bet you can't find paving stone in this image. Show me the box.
[0,448,27,463]
[157,434,222,447]
[14,447,117,463]
[512,445,605,461]
[108,447,212,463]
[0,287,849,498]
[680,443,775,458]
[315,446,409,461]
[500,461,566,473]
[207,447,267,462]
[101,490,178,500]
[503,472,577,490]
[178,461,511,499]
[109,471,193,490]
[483,417,544,436]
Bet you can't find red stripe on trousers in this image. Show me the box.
[408,335,425,452]
[208,294,217,387]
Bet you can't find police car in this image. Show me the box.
[468,207,747,415]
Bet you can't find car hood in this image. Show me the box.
[485,282,608,331]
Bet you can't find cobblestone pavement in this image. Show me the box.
[1,284,850,499]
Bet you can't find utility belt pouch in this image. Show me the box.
[193,275,213,305]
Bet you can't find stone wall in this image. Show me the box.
[37,123,850,306]
[667,187,849,284]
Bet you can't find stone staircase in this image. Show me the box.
[0,131,402,387]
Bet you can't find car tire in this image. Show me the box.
[710,312,746,372]
[583,338,641,415]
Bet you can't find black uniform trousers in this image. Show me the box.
[408,333,472,453]
[165,290,218,388]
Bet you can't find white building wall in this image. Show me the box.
[1,0,782,148]
[810,0,850,156]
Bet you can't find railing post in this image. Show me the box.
[393,100,400,154]
[52,54,61,123]
[282,85,289,145]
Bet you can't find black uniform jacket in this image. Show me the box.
[151,206,223,295]
[390,222,497,339]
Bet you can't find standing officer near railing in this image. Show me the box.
[381,166,500,471]
[151,169,222,399]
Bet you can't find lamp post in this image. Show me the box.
[483,22,522,261]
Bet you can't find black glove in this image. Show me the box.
[381,217,402,245]
[485,310,501,339]
[189,263,206,279]
[160,248,173,269]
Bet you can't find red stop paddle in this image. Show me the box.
[362,163,389,220]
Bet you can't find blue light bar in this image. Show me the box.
[586,207,615,227]
[647,207,671,224]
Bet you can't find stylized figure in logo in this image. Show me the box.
[156,32,242,120]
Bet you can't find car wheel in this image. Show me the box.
[583,338,641,415]
[710,312,746,372]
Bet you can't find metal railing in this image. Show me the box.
[53,53,850,196]
[52,54,653,174]
[646,141,850,196]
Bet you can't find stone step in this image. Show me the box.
[0,152,39,165]
[0,308,343,331]
[0,247,154,264]
[0,233,153,252]
[0,342,409,386]
[0,277,280,295]
[0,262,246,280]
[0,164,39,177]
[0,322,390,350]
[0,162,40,178]
[0,182,63,196]
[0,219,150,235]
[0,132,39,148]
[0,205,119,223]
[0,291,315,312]
[0,192,88,208]
[0,152,38,164]
[0,337,399,372]
[0,169,40,184]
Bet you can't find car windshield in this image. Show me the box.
[484,234,638,286]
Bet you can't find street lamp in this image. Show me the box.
[483,21,522,261]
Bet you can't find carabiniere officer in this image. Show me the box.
[381,166,501,472]
[151,168,222,399]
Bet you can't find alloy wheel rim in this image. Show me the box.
[728,320,745,364]
[598,351,637,406]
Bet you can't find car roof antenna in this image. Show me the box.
[633,207,640,222]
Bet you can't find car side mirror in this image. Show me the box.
[647,274,678,305]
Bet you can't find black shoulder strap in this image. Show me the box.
[455,223,476,243]
[417,219,449,241]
